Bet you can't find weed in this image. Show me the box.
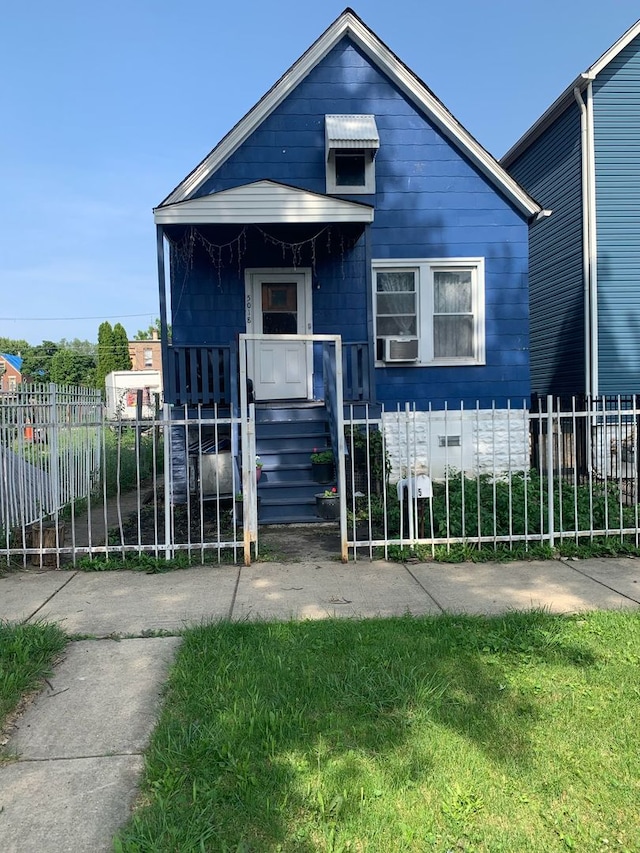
[0,621,67,734]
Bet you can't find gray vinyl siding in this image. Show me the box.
[507,104,584,396]
[593,36,640,394]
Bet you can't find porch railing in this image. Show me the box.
[342,341,372,402]
[165,341,372,406]
[165,345,236,407]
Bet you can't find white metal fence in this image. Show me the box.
[0,385,102,530]
[346,396,640,558]
[2,390,639,568]
[1,390,254,569]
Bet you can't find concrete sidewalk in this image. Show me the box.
[1,555,639,851]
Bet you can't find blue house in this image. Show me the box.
[0,353,23,393]
[503,19,640,399]
[154,8,542,522]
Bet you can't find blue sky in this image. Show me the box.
[2,0,639,345]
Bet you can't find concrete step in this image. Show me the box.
[258,496,320,524]
[254,404,333,523]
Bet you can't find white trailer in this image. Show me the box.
[105,370,163,420]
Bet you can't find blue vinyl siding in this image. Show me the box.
[169,225,368,347]
[507,104,584,397]
[176,37,530,409]
[593,37,640,394]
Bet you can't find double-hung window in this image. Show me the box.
[373,258,485,365]
[374,269,418,361]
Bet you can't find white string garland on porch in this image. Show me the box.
[167,224,355,290]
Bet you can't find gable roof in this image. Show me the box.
[158,8,541,219]
[154,180,374,225]
[502,18,640,166]
[1,353,23,372]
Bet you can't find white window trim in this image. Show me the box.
[326,150,376,194]
[372,257,486,367]
[325,114,379,195]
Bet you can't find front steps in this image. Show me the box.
[255,404,334,524]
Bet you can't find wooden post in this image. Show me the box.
[30,521,65,567]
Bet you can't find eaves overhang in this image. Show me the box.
[157,8,540,220]
[502,18,640,167]
[153,179,374,225]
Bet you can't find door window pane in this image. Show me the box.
[262,283,298,335]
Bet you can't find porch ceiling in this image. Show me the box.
[153,180,374,225]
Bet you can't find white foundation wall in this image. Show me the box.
[382,407,530,481]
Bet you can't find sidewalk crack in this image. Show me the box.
[565,561,640,605]
[24,571,79,624]
[403,565,445,612]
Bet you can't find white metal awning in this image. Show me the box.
[325,114,380,151]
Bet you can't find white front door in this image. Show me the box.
[246,269,312,401]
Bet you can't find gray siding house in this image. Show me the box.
[503,20,640,398]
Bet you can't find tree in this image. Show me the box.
[0,337,30,356]
[96,322,116,392]
[134,318,171,342]
[20,341,59,383]
[134,319,161,340]
[57,338,97,358]
[50,348,96,387]
[112,323,131,371]
[96,322,130,393]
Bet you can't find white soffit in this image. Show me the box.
[158,10,540,218]
[325,114,380,150]
[153,180,374,225]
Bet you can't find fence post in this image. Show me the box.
[546,394,555,550]
[405,403,415,543]
[163,403,173,561]
[334,337,348,563]
[49,383,60,516]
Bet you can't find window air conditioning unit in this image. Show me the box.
[383,337,419,362]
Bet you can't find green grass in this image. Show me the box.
[0,621,68,734]
[101,426,163,496]
[115,611,640,852]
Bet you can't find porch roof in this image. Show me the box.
[153,180,374,225]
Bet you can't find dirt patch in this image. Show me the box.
[258,523,341,562]
[14,489,346,568]
[118,500,344,562]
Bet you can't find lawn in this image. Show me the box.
[0,621,67,739]
[115,611,640,853]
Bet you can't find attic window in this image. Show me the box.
[325,114,379,194]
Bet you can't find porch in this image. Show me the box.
[166,334,379,527]
[163,339,374,408]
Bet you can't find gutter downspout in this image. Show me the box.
[574,80,598,399]
[586,80,599,399]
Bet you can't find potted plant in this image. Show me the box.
[256,455,263,482]
[310,448,334,484]
[315,486,340,521]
